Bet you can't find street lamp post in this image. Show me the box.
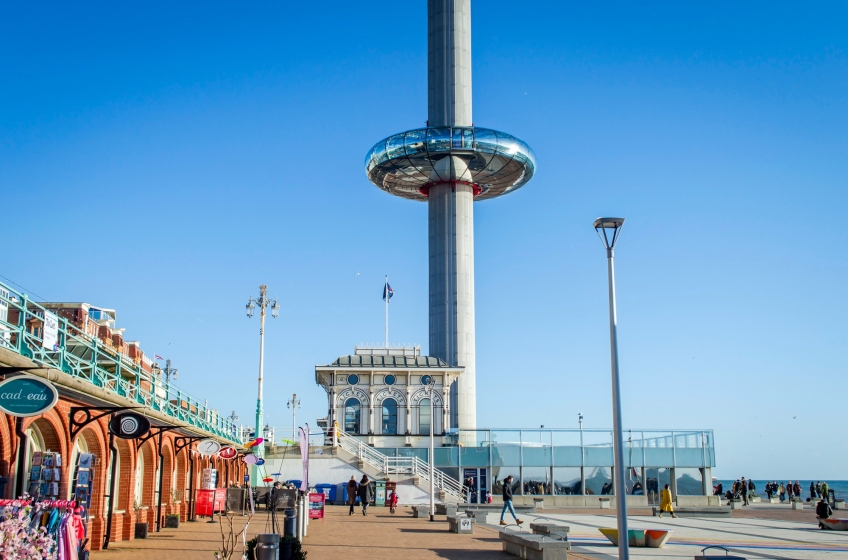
[594,217,629,560]
[246,284,280,485]
[425,376,435,521]
[287,394,301,444]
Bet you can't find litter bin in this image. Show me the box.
[315,483,336,504]
[284,508,297,537]
[343,484,361,504]
[255,533,280,560]
[375,480,386,506]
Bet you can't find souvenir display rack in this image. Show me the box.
[28,451,62,499]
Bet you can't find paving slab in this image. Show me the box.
[479,511,848,559]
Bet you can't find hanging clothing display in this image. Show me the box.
[0,499,87,560]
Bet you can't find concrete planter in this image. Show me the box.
[134,522,149,539]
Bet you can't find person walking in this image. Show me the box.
[793,481,801,499]
[740,477,748,506]
[778,482,786,502]
[358,475,372,516]
[816,481,822,498]
[821,481,830,501]
[347,476,358,516]
[658,484,677,518]
[748,479,756,501]
[766,481,773,500]
[810,481,816,500]
[786,481,794,501]
[499,476,523,526]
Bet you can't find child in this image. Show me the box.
[388,490,399,514]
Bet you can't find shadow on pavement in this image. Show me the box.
[433,549,512,559]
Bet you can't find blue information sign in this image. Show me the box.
[0,375,58,417]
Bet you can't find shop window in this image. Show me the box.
[675,468,704,495]
[585,466,613,495]
[553,467,583,495]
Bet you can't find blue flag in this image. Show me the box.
[383,282,394,302]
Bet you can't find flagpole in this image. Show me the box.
[385,275,389,348]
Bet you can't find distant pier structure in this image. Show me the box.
[364,0,536,430]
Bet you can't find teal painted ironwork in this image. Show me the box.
[0,281,241,443]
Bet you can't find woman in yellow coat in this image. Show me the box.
[658,484,677,518]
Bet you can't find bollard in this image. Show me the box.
[296,497,304,541]
[255,533,280,560]
[303,496,308,538]
[284,508,297,538]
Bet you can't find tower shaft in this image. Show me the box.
[427,0,476,430]
[428,0,472,127]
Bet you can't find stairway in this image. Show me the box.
[335,430,465,502]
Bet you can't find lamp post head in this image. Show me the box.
[246,298,255,318]
[271,301,280,319]
[594,217,625,255]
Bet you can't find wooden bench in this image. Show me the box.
[500,530,570,560]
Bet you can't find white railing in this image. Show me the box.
[336,430,464,501]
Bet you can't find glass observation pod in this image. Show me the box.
[364,127,537,201]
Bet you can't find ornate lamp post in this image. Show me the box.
[246,284,279,484]
[594,217,629,560]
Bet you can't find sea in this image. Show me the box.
[717,480,848,500]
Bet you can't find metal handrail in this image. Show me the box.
[336,429,464,500]
[0,281,240,443]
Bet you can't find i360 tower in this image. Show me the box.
[365,0,535,430]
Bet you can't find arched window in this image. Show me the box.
[344,398,361,434]
[382,398,398,435]
[419,399,431,435]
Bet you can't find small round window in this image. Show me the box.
[384,374,396,386]
[348,374,359,385]
[421,375,432,385]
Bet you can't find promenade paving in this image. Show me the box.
[480,509,848,559]
[88,503,848,560]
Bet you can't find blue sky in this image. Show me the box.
[2,1,846,479]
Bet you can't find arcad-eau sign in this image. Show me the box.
[0,375,58,417]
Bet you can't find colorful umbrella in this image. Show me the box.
[245,437,264,448]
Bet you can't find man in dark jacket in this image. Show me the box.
[499,475,523,526]
[817,498,833,529]
[358,475,373,516]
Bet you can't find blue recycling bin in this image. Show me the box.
[343,484,361,504]
[315,483,337,504]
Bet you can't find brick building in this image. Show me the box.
[0,290,247,551]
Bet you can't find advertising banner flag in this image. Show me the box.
[42,311,59,351]
[299,425,309,493]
